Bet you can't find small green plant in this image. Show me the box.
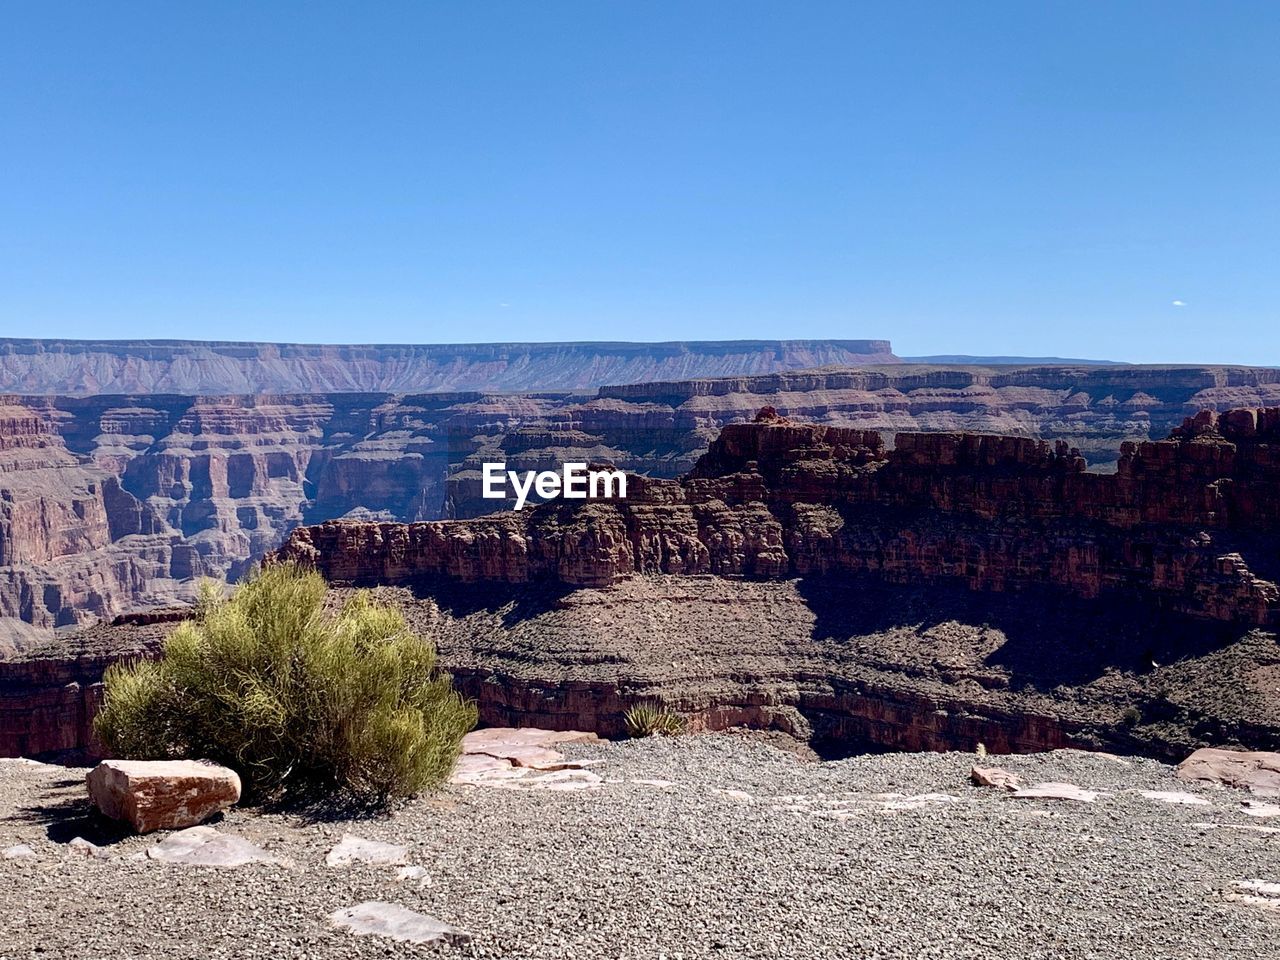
[975,741,987,757]
[95,564,476,806]
[624,700,687,738]
[1121,706,1143,727]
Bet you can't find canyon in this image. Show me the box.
[278,406,1280,626]
[5,407,1279,762]
[3,362,1280,638]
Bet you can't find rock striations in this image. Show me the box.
[0,338,899,395]
[7,409,1280,762]
[4,364,1280,634]
[276,407,1280,628]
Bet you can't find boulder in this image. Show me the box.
[86,759,241,833]
[2,844,36,860]
[971,766,1022,790]
[1175,748,1280,796]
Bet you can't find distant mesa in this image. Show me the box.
[0,337,900,395]
[901,354,1125,365]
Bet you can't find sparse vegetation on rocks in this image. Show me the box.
[624,700,687,738]
[94,564,476,806]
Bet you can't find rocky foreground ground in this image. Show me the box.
[3,735,1279,959]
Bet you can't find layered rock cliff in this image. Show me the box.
[277,408,1280,627]
[5,362,1280,634]
[9,409,1280,761]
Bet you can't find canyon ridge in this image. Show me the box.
[2,353,1280,640]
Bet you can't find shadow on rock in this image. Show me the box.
[796,574,1247,690]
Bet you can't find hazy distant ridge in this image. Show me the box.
[0,338,898,395]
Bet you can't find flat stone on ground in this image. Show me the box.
[329,901,471,946]
[1240,800,1280,818]
[460,727,600,769]
[462,727,598,751]
[3,844,36,860]
[146,826,285,868]
[87,759,241,833]
[1139,790,1211,806]
[1175,748,1280,797]
[1011,782,1102,802]
[325,834,409,867]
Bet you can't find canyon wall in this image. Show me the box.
[4,363,1280,634]
[10,410,1280,761]
[277,407,1280,627]
[0,338,898,395]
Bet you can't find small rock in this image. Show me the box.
[396,865,431,885]
[1139,790,1210,806]
[87,759,241,833]
[68,837,111,859]
[329,901,471,946]
[2,844,37,860]
[709,788,754,803]
[326,835,409,867]
[971,766,1022,790]
[1232,879,1280,897]
[1011,782,1102,803]
[146,826,286,867]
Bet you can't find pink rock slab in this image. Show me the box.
[1176,748,1280,797]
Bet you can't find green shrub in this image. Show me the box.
[624,699,687,738]
[95,564,476,806]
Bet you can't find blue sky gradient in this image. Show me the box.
[2,2,1278,362]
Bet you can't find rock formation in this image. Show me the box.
[276,408,1280,627]
[5,365,1280,634]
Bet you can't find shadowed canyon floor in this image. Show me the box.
[7,575,1279,762]
[3,738,1279,959]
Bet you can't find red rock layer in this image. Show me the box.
[275,408,1280,627]
[6,365,1280,633]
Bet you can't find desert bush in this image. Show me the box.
[95,564,476,806]
[624,699,686,738]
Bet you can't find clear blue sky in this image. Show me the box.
[2,2,1277,362]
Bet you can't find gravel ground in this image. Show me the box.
[2,736,1278,959]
